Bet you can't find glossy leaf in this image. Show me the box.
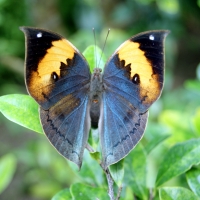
[124,144,148,200]
[0,94,43,134]
[83,45,106,72]
[186,168,200,197]
[109,159,124,187]
[156,139,200,186]
[0,154,16,194]
[70,183,108,200]
[52,188,72,200]
[159,187,199,200]
[68,150,104,186]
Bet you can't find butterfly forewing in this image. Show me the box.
[103,30,169,113]
[20,27,91,110]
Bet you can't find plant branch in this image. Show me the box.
[116,185,122,200]
[149,188,154,200]
[105,168,115,200]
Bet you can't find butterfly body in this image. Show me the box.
[21,27,169,169]
[89,68,103,127]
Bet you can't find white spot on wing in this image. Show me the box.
[134,76,137,82]
[37,32,42,38]
[149,35,154,40]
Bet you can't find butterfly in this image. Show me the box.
[20,27,169,169]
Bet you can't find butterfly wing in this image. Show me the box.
[21,27,91,168]
[100,30,169,168]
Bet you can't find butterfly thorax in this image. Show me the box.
[89,68,103,128]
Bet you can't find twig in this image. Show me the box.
[105,168,115,200]
[116,185,123,200]
[149,188,154,200]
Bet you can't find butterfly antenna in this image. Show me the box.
[98,28,110,68]
[93,28,97,68]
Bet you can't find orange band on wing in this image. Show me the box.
[28,39,75,103]
[117,40,161,105]
[38,39,75,77]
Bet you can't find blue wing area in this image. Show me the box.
[41,53,91,109]
[99,89,148,169]
[40,87,90,169]
[103,55,144,110]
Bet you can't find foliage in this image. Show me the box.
[0,154,16,194]
[0,0,200,199]
[1,45,200,199]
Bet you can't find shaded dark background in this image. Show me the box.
[0,0,200,199]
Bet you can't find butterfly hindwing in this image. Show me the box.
[40,88,90,168]
[100,30,169,168]
[21,27,91,168]
[99,90,148,169]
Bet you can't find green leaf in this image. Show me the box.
[159,187,200,200]
[29,181,62,199]
[124,144,148,200]
[52,188,72,200]
[88,128,99,152]
[83,45,106,72]
[89,151,101,163]
[156,139,200,186]
[0,154,17,194]
[0,94,43,134]
[145,133,170,154]
[68,150,104,186]
[186,168,200,197]
[70,183,109,200]
[159,110,194,144]
[185,80,200,92]
[192,108,200,135]
[109,159,124,187]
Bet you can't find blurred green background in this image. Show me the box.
[0,0,200,199]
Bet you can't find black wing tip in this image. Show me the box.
[130,29,170,42]
[19,26,64,40]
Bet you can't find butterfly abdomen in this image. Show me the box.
[89,68,103,128]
